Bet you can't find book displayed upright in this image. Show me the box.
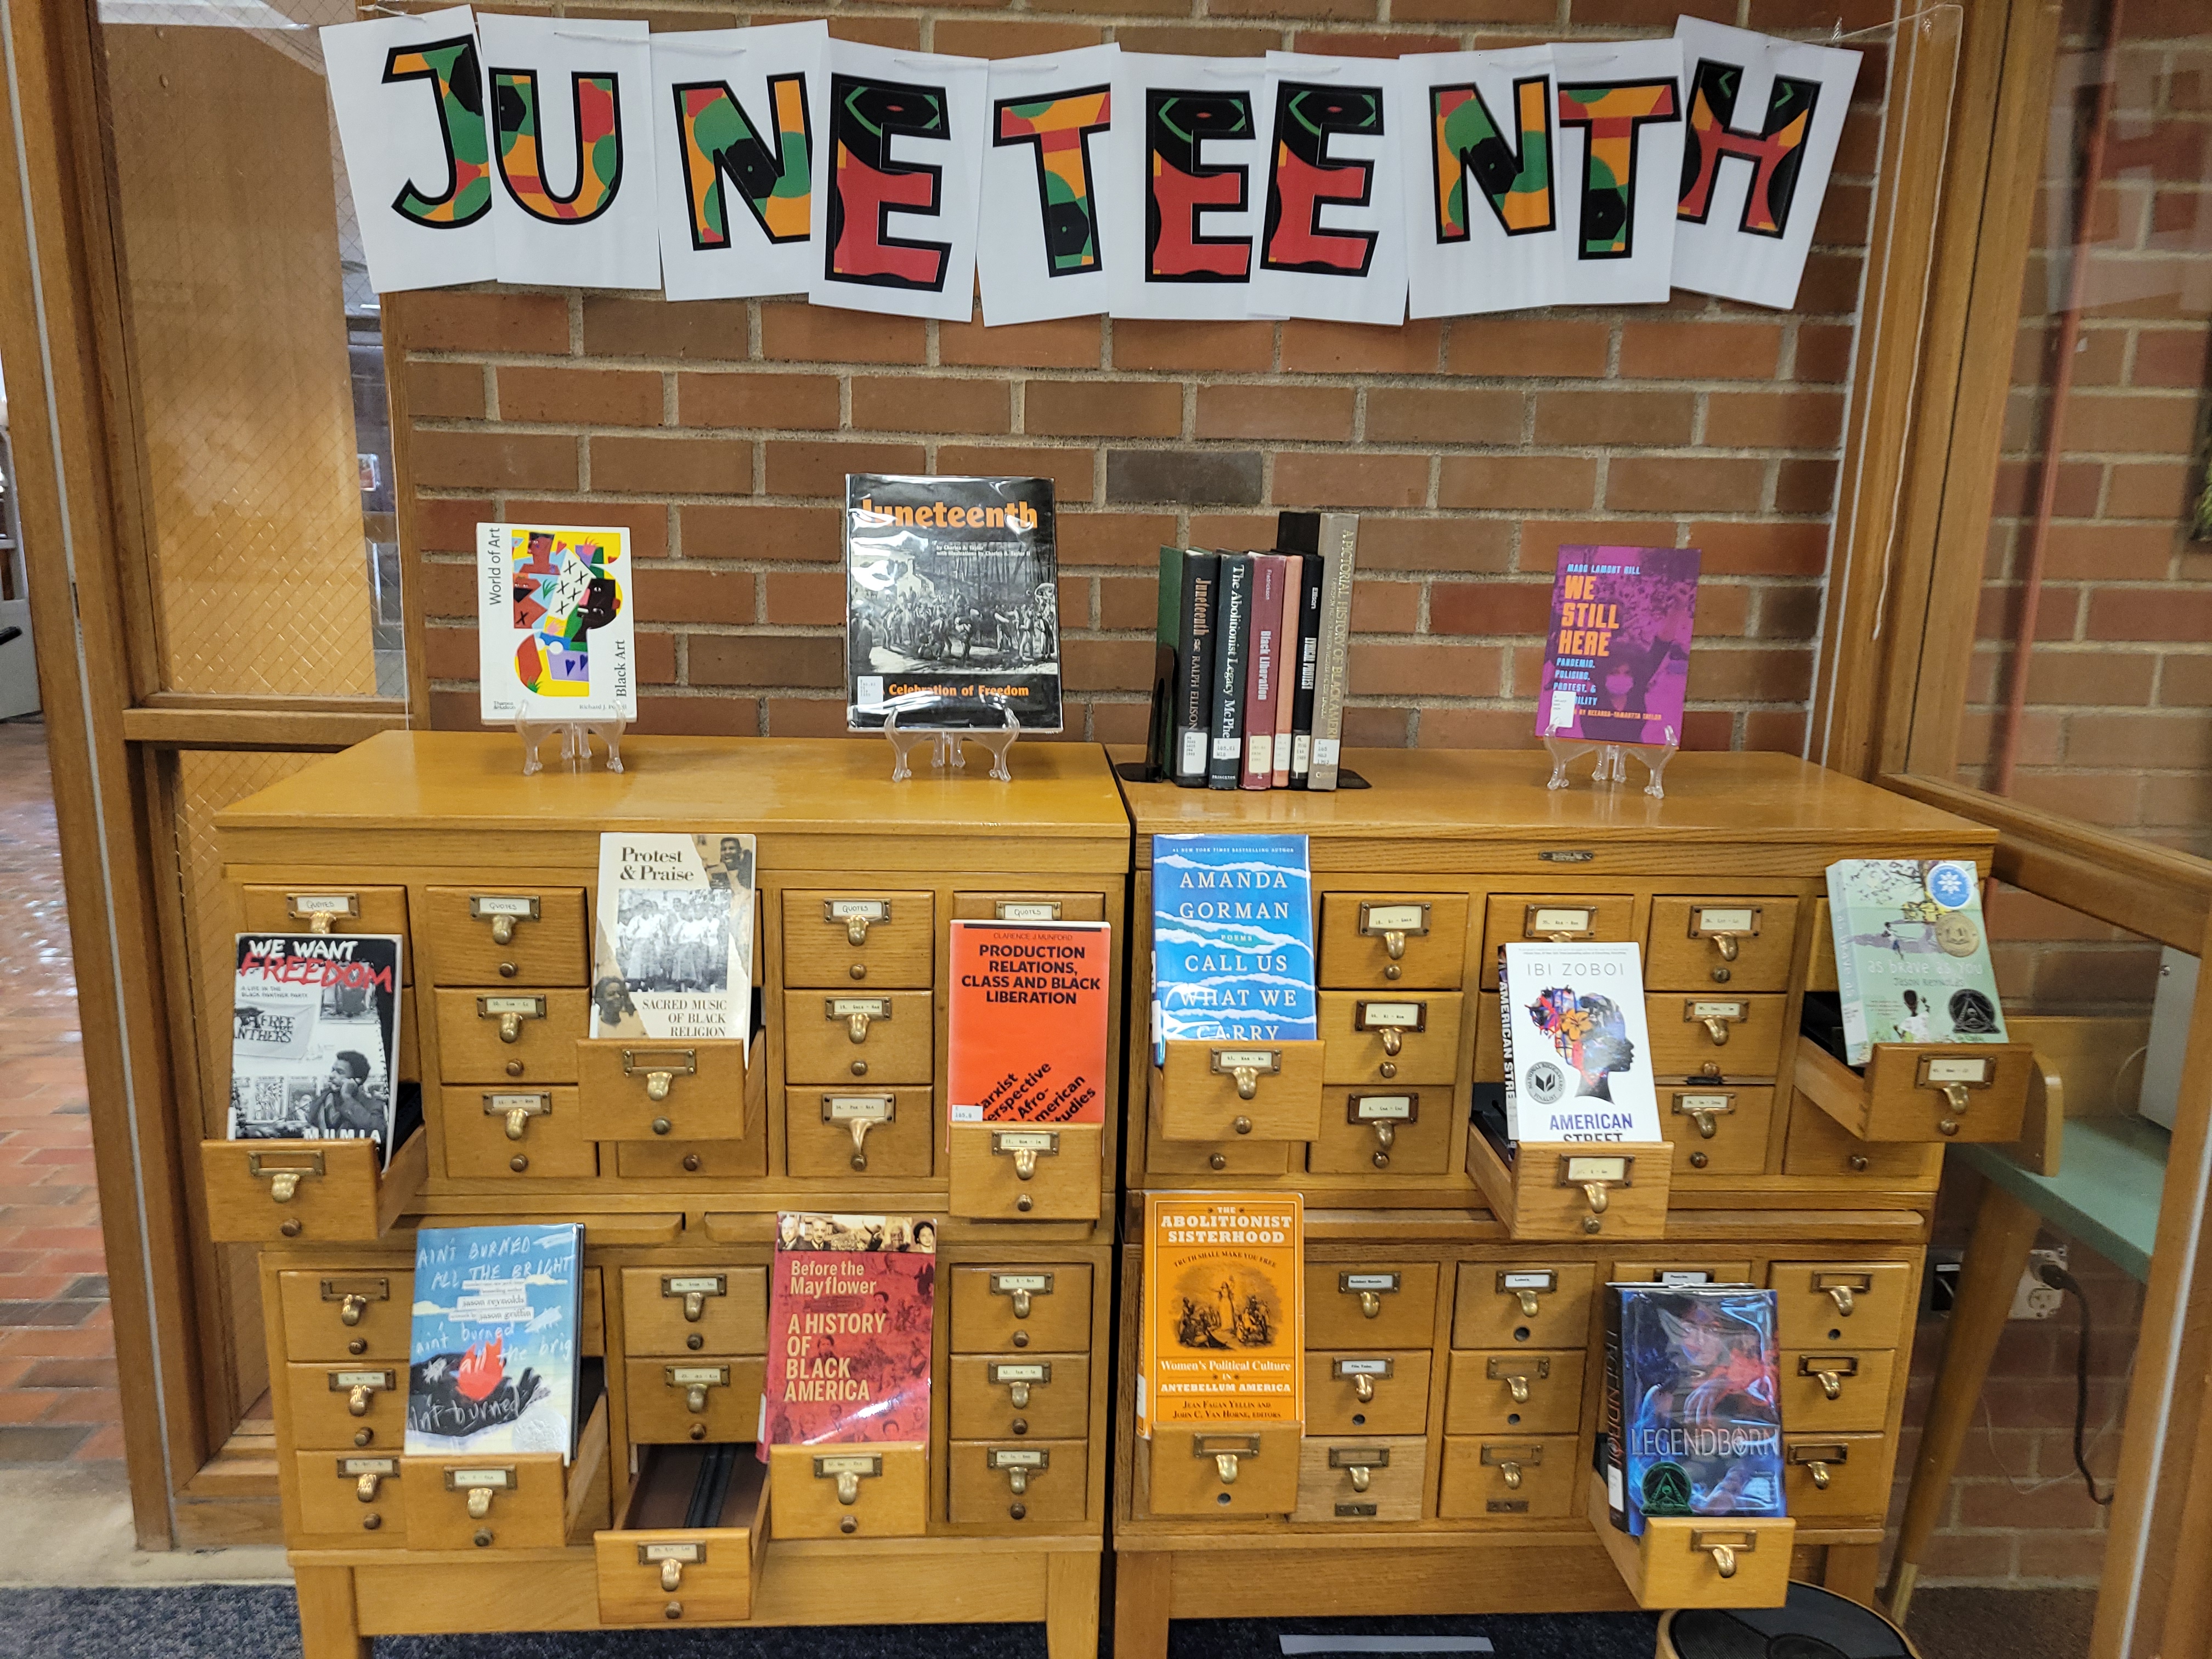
[1271,555,1299,788]
[1826,859,2010,1066]
[1149,833,1317,1065]
[1207,555,1253,791]
[228,932,403,1163]
[1277,512,1357,790]
[844,475,1062,732]
[1604,1282,1784,1536]
[947,921,1111,1126]
[1536,545,1701,749]
[476,521,637,725]
[1240,554,1287,791]
[406,1223,585,1460]
[590,833,755,1049]
[1138,1193,1304,1438]
[1287,553,1324,785]
[763,1213,936,1447]
[1163,548,1220,786]
[1499,941,1661,1143]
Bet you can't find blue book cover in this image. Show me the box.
[1149,834,1317,1065]
[406,1223,584,1462]
[1609,1283,1784,1536]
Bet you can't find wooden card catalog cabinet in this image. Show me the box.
[212,736,1124,1659]
[1111,749,1999,1650]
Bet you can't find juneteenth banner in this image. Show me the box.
[323,10,1861,319]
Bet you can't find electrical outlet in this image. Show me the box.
[2011,1246,2068,1320]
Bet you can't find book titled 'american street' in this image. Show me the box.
[1149,833,1317,1065]
[1536,545,1700,750]
[1499,941,1661,1143]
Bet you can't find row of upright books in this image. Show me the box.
[1149,513,1359,792]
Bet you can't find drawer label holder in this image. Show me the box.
[815,1451,883,1505]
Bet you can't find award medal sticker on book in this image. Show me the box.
[1609,1284,1784,1536]
[763,1214,936,1450]
[1148,834,1318,1066]
[228,933,404,1166]
[1825,858,2009,1067]
[406,1223,584,1462]
[591,833,756,1053]
[1138,1193,1303,1438]
[1536,545,1700,796]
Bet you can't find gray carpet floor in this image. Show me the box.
[0,1585,2092,1658]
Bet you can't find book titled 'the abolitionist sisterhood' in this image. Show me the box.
[1536,545,1701,749]
[845,475,1062,732]
[762,1214,936,1449]
[476,522,636,725]
[590,833,756,1052]
[1149,834,1317,1066]
[1138,1193,1304,1438]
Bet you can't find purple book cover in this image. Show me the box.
[1536,546,1701,748]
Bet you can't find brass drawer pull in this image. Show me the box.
[249,1149,323,1205]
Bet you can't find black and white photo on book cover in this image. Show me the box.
[592,834,756,1049]
[845,474,1063,732]
[228,933,403,1162]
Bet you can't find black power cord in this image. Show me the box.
[2036,1261,2115,1508]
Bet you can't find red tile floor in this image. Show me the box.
[0,717,120,1464]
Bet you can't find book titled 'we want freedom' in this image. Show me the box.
[1149,834,1316,1065]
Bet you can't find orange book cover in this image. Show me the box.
[1139,1193,1303,1437]
[947,921,1110,1126]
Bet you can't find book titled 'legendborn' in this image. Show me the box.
[591,833,756,1048]
[1139,1193,1304,1438]
[1826,859,2009,1066]
[407,1223,584,1461]
[1500,941,1661,1143]
[477,521,636,724]
[229,932,403,1164]
[762,1214,936,1448]
[947,921,1110,1125]
[1149,834,1317,1065]
[845,475,1062,732]
[1536,545,1700,749]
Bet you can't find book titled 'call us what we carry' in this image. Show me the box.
[407,1223,584,1461]
[1149,834,1317,1066]
[1138,1193,1304,1438]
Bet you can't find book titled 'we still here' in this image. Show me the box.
[1536,545,1700,749]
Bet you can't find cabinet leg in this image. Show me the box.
[1049,1550,1103,1659]
[1113,1551,1172,1659]
[295,1564,369,1659]
[1822,1542,1880,1606]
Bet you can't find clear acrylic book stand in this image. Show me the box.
[883,702,1020,783]
[515,718,627,776]
[1543,735,1677,799]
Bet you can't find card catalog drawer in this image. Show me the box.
[1294,1436,1427,1522]
[1645,995,1787,1079]
[1437,1435,1576,1519]
[782,890,934,989]
[621,1266,768,1357]
[1482,895,1635,969]
[1610,1259,1755,1288]
[441,1086,597,1180]
[595,1444,768,1626]
[1318,991,1464,1087]
[1781,1105,1943,1183]
[949,1353,1091,1440]
[950,1265,1092,1353]
[577,1039,749,1142]
[1782,1432,1891,1519]
[624,1356,765,1444]
[279,1269,411,1362]
[294,1452,408,1544]
[613,1137,769,1181]
[1307,1262,1439,1349]
[1475,995,1502,1084]
[285,1361,405,1451]
[1146,1105,1291,1177]
[433,990,587,1084]
[242,885,410,975]
[1156,1040,1324,1143]
[1644,898,1798,994]
[1304,1351,1431,1436]
[1769,1262,1914,1350]
[201,1127,426,1245]
[783,991,933,1086]
[951,891,1106,923]
[786,1087,935,1178]
[948,1122,1101,1222]
[769,1443,927,1538]
[1307,1088,1454,1176]
[1319,894,1470,990]
[1144,1423,1301,1517]
[1452,1262,1596,1350]
[402,1397,606,1551]
[1780,1349,1896,1434]
[422,887,587,988]
[948,1440,1087,1526]
[1443,1350,1585,1437]
[1665,1086,1774,1178]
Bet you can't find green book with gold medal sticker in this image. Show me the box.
[1824,858,2008,1068]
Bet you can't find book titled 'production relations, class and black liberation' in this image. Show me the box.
[844,475,1062,732]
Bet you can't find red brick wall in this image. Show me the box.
[394,0,1888,747]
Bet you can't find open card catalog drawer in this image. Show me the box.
[1794,1035,2033,1143]
[1156,1040,1325,1143]
[578,1039,751,1141]
[595,1443,770,1625]
[400,1390,610,1550]
[1588,1476,1792,1610]
[200,1125,427,1244]
[1464,1128,1670,1240]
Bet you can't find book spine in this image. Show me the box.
[1147,545,1184,781]
[1497,949,1517,1144]
[1242,554,1284,790]
[1288,551,1324,787]
[1306,515,1358,791]
[1826,865,1870,1066]
[1271,555,1297,787]
[1604,1285,1630,1532]
[1175,552,1218,786]
[1207,556,1251,790]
